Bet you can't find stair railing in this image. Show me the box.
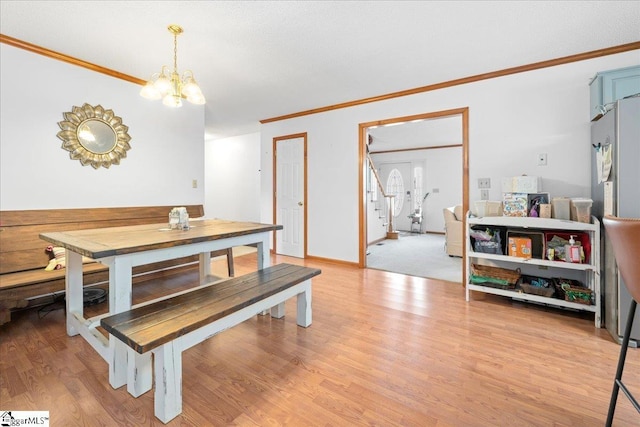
[367,154,397,237]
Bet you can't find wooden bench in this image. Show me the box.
[0,206,234,325]
[101,263,320,424]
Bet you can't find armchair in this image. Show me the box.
[443,205,463,257]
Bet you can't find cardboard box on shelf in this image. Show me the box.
[509,237,532,258]
[503,193,528,217]
[539,204,551,218]
[508,230,544,259]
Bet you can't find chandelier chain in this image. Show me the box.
[173,33,178,74]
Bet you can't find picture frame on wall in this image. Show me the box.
[527,193,550,217]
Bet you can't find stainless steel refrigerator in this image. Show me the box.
[590,96,640,345]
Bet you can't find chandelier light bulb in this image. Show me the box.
[163,94,183,108]
[154,74,172,96]
[139,81,161,100]
[181,76,201,98]
[187,92,206,105]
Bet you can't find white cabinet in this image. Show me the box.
[465,214,601,327]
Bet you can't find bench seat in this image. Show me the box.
[0,249,233,299]
[101,263,321,423]
[0,206,236,324]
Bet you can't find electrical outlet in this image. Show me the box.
[478,178,491,189]
[480,189,489,200]
[192,179,198,188]
[432,188,439,193]
[537,153,548,166]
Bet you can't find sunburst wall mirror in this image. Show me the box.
[56,103,131,169]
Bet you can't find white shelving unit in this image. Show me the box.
[465,214,601,327]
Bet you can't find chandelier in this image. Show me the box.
[140,24,205,107]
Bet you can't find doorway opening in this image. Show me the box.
[358,108,469,283]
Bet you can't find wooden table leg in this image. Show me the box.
[257,235,271,316]
[65,250,83,336]
[199,252,211,284]
[108,257,152,395]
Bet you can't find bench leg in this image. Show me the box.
[154,342,182,424]
[296,282,312,327]
[0,299,28,326]
[109,337,127,389]
[271,302,286,319]
[0,305,11,326]
[127,349,152,397]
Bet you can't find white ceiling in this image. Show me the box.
[1,1,639,141]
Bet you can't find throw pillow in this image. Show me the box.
[44,245,93,270]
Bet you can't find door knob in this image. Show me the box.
[298,202,303,206]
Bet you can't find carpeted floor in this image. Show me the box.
[230,239,462,284]
[366,232,463,283]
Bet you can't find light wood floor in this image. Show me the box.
[1,253,638,426]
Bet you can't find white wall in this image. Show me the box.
[0,43,205,210]
[204,132,261,221]
[260,50,640,264]
[424,147,462,231]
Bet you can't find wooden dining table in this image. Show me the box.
[40,218,283,397]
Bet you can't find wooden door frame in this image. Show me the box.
[272,133,308,258]
[358,107,469,283]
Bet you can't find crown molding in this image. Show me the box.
[260,41,640,124]
[0,33,145,85]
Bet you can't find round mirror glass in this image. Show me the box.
[77,119,117,154]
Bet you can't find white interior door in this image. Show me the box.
[276,137,305,257]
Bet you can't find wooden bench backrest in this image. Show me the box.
[0,205,204,274]
[101,263,321,353]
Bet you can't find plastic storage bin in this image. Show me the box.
[551,197,571,220]
[475,201,503,217]
[544,231,591,263]
[570,198,593,223]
